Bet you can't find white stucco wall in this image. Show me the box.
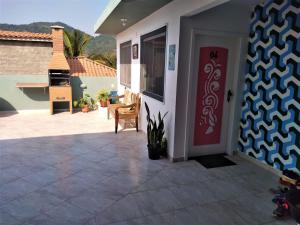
[116,0,229,158]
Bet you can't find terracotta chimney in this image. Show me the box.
[52,25,64,53]
[48,25,70,71]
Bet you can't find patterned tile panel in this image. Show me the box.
[239,0,300,171]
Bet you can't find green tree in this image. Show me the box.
[89,52,116,69]
[63,30,91,57]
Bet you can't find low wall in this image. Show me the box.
[71,76,117,102]
[0,75,49,111]
[0,75,117,111]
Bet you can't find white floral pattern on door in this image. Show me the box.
[194,47,228,146]
[199,59,222,134]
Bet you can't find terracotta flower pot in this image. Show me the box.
[100,100,107,107]
[81,105,89,113]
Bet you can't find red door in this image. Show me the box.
[193,47,229,146]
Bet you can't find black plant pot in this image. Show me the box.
[160,147,167,158]
[147,145,160,160]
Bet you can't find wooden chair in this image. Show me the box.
[113,93,140,133]
[107,90,132,119]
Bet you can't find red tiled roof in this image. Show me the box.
[67,57,116,77]
[0,30,52,41]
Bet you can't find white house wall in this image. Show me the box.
[116,0,229,159]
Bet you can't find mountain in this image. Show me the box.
[86,35,116,56]
[0,22,116,56]
[0,22,74,34]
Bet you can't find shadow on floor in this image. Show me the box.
[0,97,17,117]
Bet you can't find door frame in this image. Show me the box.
[184,28,247,160]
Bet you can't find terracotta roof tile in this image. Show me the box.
[67,57,116,77]
[0,30,52,41]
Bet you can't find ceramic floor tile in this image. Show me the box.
[0,168,21,186]
[93,194,143,224]
[0,111,282,225]
[44,201,92,225]
[0,179,39,204]
[261,218,297,225]
[187,202,249,225]
[68,188,117,214]
[134,188,183,216]
[1,200,41,222]
[40,176,93,200]
[74,168,110,185]
[2,189,64,220]
[22,169,62,187]
[221,194,276,225]
[169,183,218,207]
[22,214,66,225]
[0,209,21,225]
[204,178,253,201]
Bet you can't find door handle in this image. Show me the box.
[227,89,233,102]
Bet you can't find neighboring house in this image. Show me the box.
[0,29,116,111]
[94,0,299,171]
[67,56,116,101]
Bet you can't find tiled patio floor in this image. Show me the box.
[0,111,296,225]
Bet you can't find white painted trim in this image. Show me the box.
[94,0,121,33]
[227,37,249,155]
[225,38,243,155]
[184,28,245,160]
[237,151,282,177]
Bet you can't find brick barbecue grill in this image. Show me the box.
[48,26,72,114]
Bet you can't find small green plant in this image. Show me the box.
[73,100,79,108]
[145,102,168,159]
[78,94,95,109]
[96,89,109,102]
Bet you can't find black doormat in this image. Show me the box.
[189,154,236,169]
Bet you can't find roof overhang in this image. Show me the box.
[0,37,52,42]
[94,0,173,35]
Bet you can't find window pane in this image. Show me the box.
[120,41,131,87]
[140,27,166,101]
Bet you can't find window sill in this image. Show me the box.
[142,90,164,102]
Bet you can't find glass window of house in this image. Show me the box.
[140,26,166,102]
[120,41,132,88]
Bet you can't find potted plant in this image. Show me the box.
[73,100,80,111]
[145,102,168,160]
[161,137,168,158]
[78,94,95,113]
[96,89,109,107]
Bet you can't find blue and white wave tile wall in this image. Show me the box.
[239,0,300,171]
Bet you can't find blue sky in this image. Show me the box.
[0,0,109,35]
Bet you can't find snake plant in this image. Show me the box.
[145,102,168,151]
